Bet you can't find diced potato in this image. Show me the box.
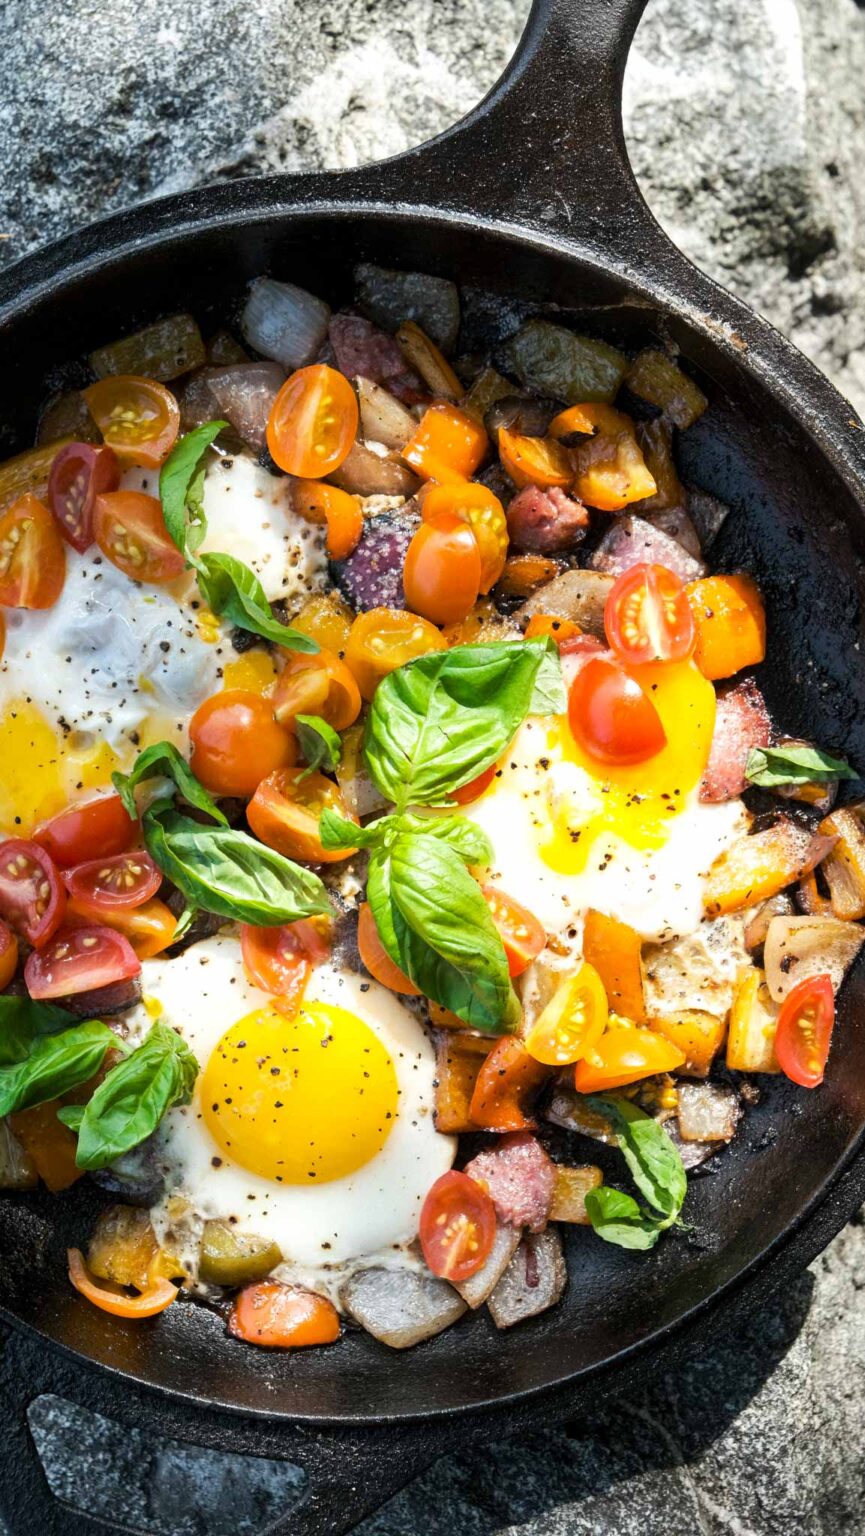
[433,1034,492,1133]
[703,821,836,917]
[454,1222,521,1308]
[487,1228,567,1328]
[677,1081,741,1143]
[818,808,865,921]
[341,1266,466,1349]
[500,320,629,404]
[0,1118,37,1190]
[624,349,708,429]
[87,1205,182,1290]
[514,569,613,639]
[329,441,420,498]
[355,377,416,450]
[89,313,206,381]
[199,1221,282,1287]
[726,967,780,1073]
[583,909,647,1021]
[648,1010,727,1078]
[549,1165,603,1224]
[544,1078,617,1141]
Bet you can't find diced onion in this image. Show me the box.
[763,914,865,1003]
[241,278,330,370]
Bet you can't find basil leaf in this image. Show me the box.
[364,639,563,807]
[296,715,341,778]
[584,1186,664,1251]
[0,1019,117,1118]
[196,551,316,654]
[0,996,77,1067]
[58,1104,84,1131]
[590,1096,687,1221]
[745,743,857,788]
[112,740,226,825]
[67,1021,199,1170]
[396,813,494,866]
[529,642,568,716]
[144,803,331,925]
[159,420,227,560]
[367,833,519,1032]
[319,808,379,852]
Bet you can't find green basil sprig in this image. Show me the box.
[584,1097,687,1251]
[320,807,494,866]
[59,1021,198,1170]
[144,802,331,926]
[196,551,317,652]
[0,1014,118,1119]
[159,419,227,559]
[295,714,342,779]
[113,740,226,825]
[363,639,565,809]
[0,995,78,1068]
[745,743,856,789]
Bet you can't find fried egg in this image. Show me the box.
[466,658,747,944]
[129,936,453,1279]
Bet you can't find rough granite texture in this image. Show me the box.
[1,1,865,1533]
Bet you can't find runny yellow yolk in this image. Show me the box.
[201,1000,399,1184]
[0,699,124,834]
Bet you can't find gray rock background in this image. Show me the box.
[1,1,865,1532]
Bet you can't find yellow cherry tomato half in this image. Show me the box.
[421,482,508,594]
[344,607,447,701]
[525,962,609,1066]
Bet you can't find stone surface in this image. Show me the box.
[1,1,865,1533]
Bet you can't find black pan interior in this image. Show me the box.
[2,207,865,1421]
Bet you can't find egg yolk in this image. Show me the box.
[0,699,123,834]
[201,1000,399,1184]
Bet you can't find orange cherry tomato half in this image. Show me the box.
[267,365,358,479]
[524,962,608,1066]
[468,1037,550,1132]
[63,851,161,910]
[229,1282,340,1348]
[64,894,178,960]
[189,690,297,798]
[344,607,447,701]
[47,442,120,552]
[419,1169,497,1282]
[292,478,362,560]
[573,1020,685,1093]
[272,647,361,733]
[451,765,497,806]
[84,376,180,468]
[481,885,546,977]
[775,973,835,1088]
[34,792,137,868]
[0,494,66,609]
[497,427,573,490]
[93,491,186,585]
[0,839,66,947]
[0,920,19,991]
[357,902,419,995]
[402,402,488,484]
[421,482,509,594]
[247,768,356,864]
[604,562,695,665]
[240,919,330,1015]
[68,1248,178,1319]
[403,511,481,626]
[568,656,666,766]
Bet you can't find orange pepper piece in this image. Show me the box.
[292,479,363,560]
[68,1247,178,1318]
[229,1282,340,1347]
[582,909,647,1023]
[468,1037,550,1131]
[498,427,572,489]
[402,402,488,484]
[11,1100,83,1192]
[686,574,766,681]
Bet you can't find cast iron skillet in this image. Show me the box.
[3,0,865,1530]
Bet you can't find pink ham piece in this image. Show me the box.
[506,485,589,554]
[589,514,707,582]
[328,315,423,403]
[700,678,771,803]
[464,1132,556,1232]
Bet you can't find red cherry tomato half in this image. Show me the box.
[47,442,120,553]
[419,1170,497,1282]
[0,920,19,991]
[775,974,835,1088]
[568,656,667,766]
[240,920,330,1015]
[63,851,161,911]
[93,491,186,585]
[451,765,497,806]
[33,793,138,868]
[0,494,66,610]
[604,562,695,665]
[481,884,546,977]
[0,839,66,948]
[24,924,141,1000]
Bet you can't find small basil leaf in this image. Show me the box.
[112,740,226,825]
[57,1104,84,1131]
[296,715,341,778]
[70,1021,199,1170]
[159,420,227,560]
[395,812,494,866]
[584,1186,664,1251]
[318,807,379,852]
[589,1096,687,1221]
[364,639,563,808]
[172,902,199,944]
[745,743,857,788]
[0,996,77,1067]
[0,1019,116,1118]
[528,640,568,716]
[196,551,317,654]
[144,804,331,925]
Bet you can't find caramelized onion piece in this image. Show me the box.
[763,914,865,1003]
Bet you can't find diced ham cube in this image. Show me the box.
[328,314,423,403]
[506,485,589,554]
[700,678,771,803]
[464,1132,556,1232]
[589,514,707,582]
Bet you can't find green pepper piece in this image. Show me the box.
[199,1220,283,1287]
[500,319,629,404]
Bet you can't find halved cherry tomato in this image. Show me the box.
[229,1282,340,1348]
[604,563,694,665]
[47,442,119,552]
[240,919,330,1015]
[0,920,19,990]
[402,402,488,483]
[344,607,447,701]
[0,839,66,947]
[93,491,186,585]
[451,765,497,806]
[571,432,656,512]
[403,511,481,626]
[568,656,666,765]
[481,885,546,977]
[291,479,362,559]
[419,1169,496,1282]
[775,973,835,1088]
[68,1248,178,1319]
[468,1037,550,1131]
[573,1019,685,1092]
[25,924,141,1000]
[524,962,608,1066]
[272,648,361,733]
[357,902,419,996]
[34,792,137,868]
[421,482,508,593]
[497,427,572,490]
[0,494,66,609]
[63,851,161,910]
[247,768,356,864]
[267,365,358,479]
[84,376,180,468]
[189,690,297,798]
[64,894,178,960]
